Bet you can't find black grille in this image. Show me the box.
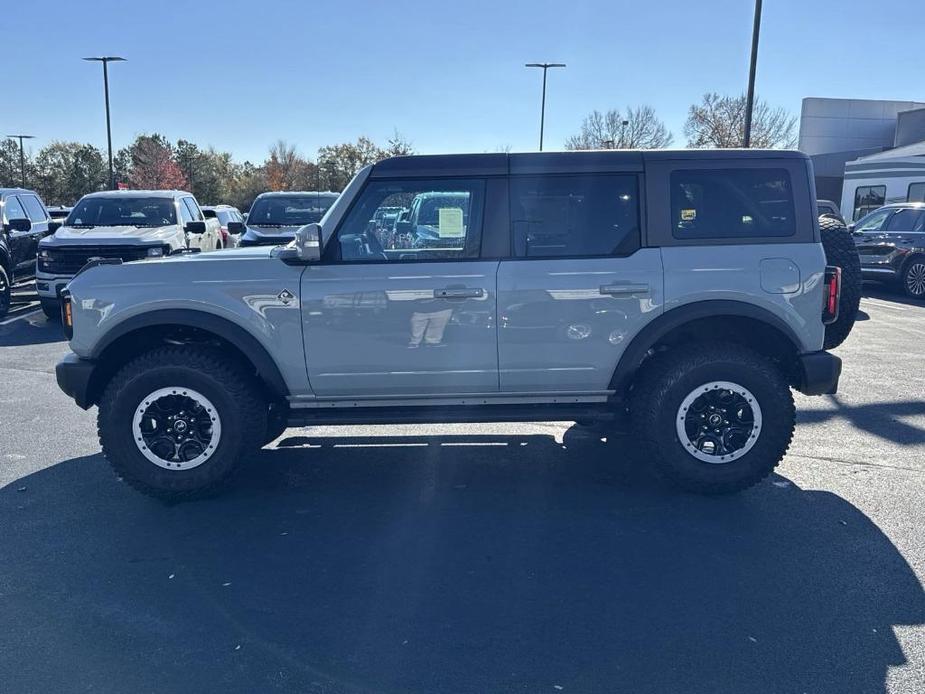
[41,245,153,275]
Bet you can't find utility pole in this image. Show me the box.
[743,0,763,147]
[83,56,126,188]
[6,135,34,187]
[525,63,566,151]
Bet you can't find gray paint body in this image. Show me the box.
[64,150,830,408]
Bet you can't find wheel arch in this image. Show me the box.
[87,309,289,405]
[610,300,803,396]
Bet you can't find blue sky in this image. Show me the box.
[5,0,922,162]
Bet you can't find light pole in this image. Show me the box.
[743,0,762,147]
[6,134,34,187]
[525,63,566,151]
[83,56,126,189]
[619,119,629,148]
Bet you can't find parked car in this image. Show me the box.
[36,190,222,318]
[851,202,925,299]
[0,188,56,319]
[238,191,339,247]
[817,199,845,224]
[55,150,852,501]
[47,206,72,223]
[201,205,245,248]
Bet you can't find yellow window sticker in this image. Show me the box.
[438,207,465,238]
[681,208,697,222]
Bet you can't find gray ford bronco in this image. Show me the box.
[55,151,851,500]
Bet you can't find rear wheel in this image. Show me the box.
[630,343,794,494]
[0,265,10,319]
[40,298,60,320]
[819,216,861,349]
[98,346,267,501]
[901,258,925,300]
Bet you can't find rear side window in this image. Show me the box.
[671,169,795,239]
[510,174,640,257]
[885,208,925,232]
[854,185,885,220]
[908,182,925,203]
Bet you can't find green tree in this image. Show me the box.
[227,161,267,212]
[316,136,389,191]
[0,139,35,188]
[33,141,107,205]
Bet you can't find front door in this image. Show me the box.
[497,172,663,393]
[18,193,51,275]
[301,177,498,397]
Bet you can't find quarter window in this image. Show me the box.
[334,179,484,262]
[21,195,47,222]
[3,196,27,222]
[510,174,640,257]
[853,185,886,220]
[671,168,795,239]
[908,182,925,203]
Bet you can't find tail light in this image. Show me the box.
[822,265,841,324]
[61,290,74,339]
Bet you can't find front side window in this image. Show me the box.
[855,208,892,232]
[885,208,925,232]
[249,194,337,227]
[21,195,47,222]
[510,174,639,257]
[334,179,484,262]
[177,199,194,225]
[3,196,27,222]
[908,182,925,203]
[183,198,203,221]
[853,185,886,220]
[66,197,177,227]
[671,168,795,239]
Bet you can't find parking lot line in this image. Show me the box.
[0,308,41,326]
[861,298,910,311]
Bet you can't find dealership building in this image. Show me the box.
[799,97,925,220]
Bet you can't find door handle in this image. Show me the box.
[600,283,650,296]
[434,287,484,299]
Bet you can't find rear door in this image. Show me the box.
[301,176,500,397]
[497,169,663,393]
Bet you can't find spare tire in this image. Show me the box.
[819,216,861,349]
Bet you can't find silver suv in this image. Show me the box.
[54,151,844,500]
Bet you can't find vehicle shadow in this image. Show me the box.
[1,430,922,694]
[798,395,925,446]
[0,311,65,347]
[862,283,925,308]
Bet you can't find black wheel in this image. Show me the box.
[98,346,267,501]
[40,298,60,321]
[819,216,861,349]
[0,265,10,320]
[901,257,925,300]
[630,343,795,494]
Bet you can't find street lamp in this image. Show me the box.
[6,134,35,187]
[743,0,763,147]
[83,56,126,189]
[525,63,566,151]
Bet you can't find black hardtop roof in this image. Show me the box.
[370,149,808,178]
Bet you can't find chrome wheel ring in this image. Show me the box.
[676,381,762,464]
[132,387,222,470]
[906,262,925,297]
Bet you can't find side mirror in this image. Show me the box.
[847,223,856,234]
[185,221,206,234]
[278,223,322,263]
[6,218,32,233]
[394,220,412,235]
[202,209,217,219]
[242,212,249,222]
[227,221,245,234]
[48,221,62,234]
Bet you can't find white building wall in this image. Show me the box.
[799,98,925,156]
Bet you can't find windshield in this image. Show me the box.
[66,197,177,227]
[247,195,336,226]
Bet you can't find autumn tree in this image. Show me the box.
[684,93,797,149]
[565,106,673,150]
[33,142,107,205]
[227,161,267,212]
[124,134,189,190]
[263,140,317,191]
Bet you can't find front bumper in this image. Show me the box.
[55,352,97,409]
[35,271,73,299]
[795,351,842,396]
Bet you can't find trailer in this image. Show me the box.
[840,146,925,222]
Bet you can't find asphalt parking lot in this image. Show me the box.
[1,283,924,694]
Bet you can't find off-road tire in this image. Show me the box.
[630,343,795,494]
[40,298,60,321]
[0,265,10,320]
[98,346,267,501]
[901,256,925,300]
[819,216,861,349]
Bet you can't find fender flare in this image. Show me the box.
[91,309,289,398]
[609,300,803,394]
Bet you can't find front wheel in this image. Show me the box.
[40,298,60,320]
[98,346,267,501]
[902,258,925,300]
[630,343,795,494]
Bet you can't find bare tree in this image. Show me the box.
[565,106,673,150]
[684,93,797,149]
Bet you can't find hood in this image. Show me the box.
[245,224,302,237]
[147,246,277,264]
[42,224,180,245]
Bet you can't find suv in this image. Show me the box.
[238,191,339,247]
[201,204,245,248]
[0,188,56,318]
[55,151,845,500]
[850,202,925,299]
[36,190,222,318]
